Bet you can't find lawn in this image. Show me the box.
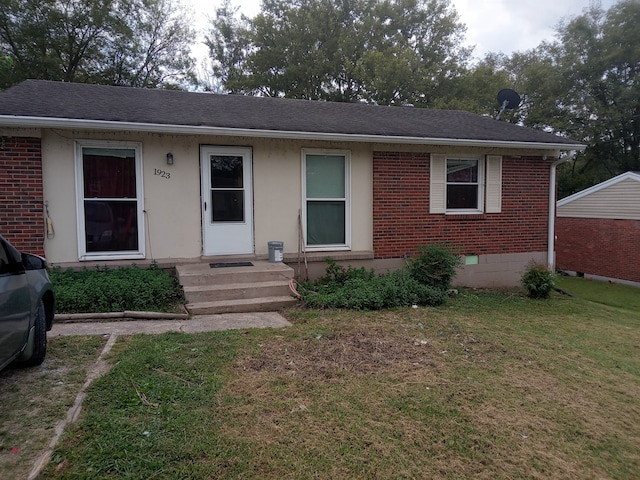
[29,279,640,478]
[0,336,108,480]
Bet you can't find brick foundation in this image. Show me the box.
[556,217,640,283]
[0,136,45,254]
[373,152,551,259]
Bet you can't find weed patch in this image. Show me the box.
[49,263,185,313]
[297,258,448,309]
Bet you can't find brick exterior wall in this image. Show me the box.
[0,136,45,255]
[556,217,640,283]
[373,152,551,259]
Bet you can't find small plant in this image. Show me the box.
[407,244,462,290]
[521,261,555,299]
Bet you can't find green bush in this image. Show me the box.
[521,262,555,299]
[407,244,462,290]
[297,259,448,310]
[49,263,185,314]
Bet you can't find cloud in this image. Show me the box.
[453,0,617,58]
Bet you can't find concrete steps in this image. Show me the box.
[176,260,297,315]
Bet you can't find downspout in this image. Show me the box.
[548,157,568,270]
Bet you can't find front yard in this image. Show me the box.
[2,277,639,479]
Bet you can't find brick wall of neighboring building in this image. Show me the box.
[556,217,640,283]
[0,136,45,255]
[373,152,551,259]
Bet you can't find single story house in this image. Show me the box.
[556,171,640,285]
[0,80,584,287]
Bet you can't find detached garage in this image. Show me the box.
[556,172,640,285]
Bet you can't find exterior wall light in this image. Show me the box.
[166,152,174,165]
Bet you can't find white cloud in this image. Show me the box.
[452,0,617,58]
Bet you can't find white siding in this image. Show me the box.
[557,179,640,220]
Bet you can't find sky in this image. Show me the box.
[188,0,618,62]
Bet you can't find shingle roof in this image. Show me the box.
[0,80,583,148]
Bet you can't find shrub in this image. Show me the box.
[297,259,448,310]
[521,262,555,299]
[49,263,185,313]
[407,244,462,290]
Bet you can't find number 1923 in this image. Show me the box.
[154,169,171,179]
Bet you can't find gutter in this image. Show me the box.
[0,115,585,151]
[548,157,571,270]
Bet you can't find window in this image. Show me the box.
[446,158,482,211]
[75,141,144,260]
[303,150,350,249]
[430,154,502,214]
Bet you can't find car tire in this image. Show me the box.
[15,299,47,367]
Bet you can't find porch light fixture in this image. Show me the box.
[166,152,174,165]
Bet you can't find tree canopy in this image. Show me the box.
[0,0,196,89]
[206,0,471,106]
[498,0,640,196]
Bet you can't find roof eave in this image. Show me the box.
[0,115,586,151]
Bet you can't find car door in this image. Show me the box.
[0,238,31,367]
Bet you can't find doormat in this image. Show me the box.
[209,261,254,268]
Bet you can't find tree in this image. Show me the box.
[0,0,196,89]
[431,52,514,117]
[204,0,252,93]
[99,0,196,88]
[500,0,640,197]
[206,0,471,105]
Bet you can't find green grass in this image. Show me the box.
[556,275,640,311]
[0,336,107,480]
[42,281,640,479]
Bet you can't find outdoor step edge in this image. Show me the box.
[186,296,297,314]
[183,280,291,293]
[186,296,297,308]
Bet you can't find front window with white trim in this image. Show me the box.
[429,154,501,215]
[303,149,351,250]
[446,158,484,211]
[75,141,145,260]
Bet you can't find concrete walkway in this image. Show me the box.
[49,312,292,336]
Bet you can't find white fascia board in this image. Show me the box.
[557,171,640,206]
[0,115,586,151]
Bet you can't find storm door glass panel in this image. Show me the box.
[446,159,479,209]
[82,148,139,252]
[210,155,244,222]
[305,154,346,246]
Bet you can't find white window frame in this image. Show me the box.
[430,154,502,215]
[445,156,484,214]
[74,140,145,261]
[301,148,351,251]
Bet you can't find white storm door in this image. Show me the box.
[200,146,254,256]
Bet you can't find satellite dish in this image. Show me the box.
[496,88,521,120]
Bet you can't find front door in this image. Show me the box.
[200,146,254,256]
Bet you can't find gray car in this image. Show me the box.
[0,234,55,371]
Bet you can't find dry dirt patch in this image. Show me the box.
[217,311,639,479]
